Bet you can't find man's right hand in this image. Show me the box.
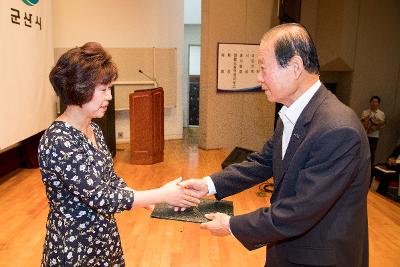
[179,178,209,199]
[168,178,210,212]
[160,177,202,208]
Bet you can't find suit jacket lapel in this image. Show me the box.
[281,85,329,173]
[274,119,283,163]
[282,124,306,172]
[272,118,285,188]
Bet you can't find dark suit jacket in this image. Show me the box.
[211,85,370,267]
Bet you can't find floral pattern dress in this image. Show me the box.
[38,121,135,266]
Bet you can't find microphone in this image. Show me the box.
[138,69,158,87]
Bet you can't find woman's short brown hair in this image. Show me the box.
[49,42,118,106]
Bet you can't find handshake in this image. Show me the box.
[133,177,232,236]
[147,177,232,236]
[159,177,208,211]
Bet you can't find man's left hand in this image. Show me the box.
[200,212,231,236]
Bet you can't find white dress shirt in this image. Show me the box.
[279,80,321,158]
[206,80,322,194]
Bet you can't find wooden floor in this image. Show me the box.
[0,128,399,266]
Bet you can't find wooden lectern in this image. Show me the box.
[129,87,164,164]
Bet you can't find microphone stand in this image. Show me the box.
[138,69,158,87]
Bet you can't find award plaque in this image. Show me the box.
[151,199,234,223]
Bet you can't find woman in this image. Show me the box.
[38,42,200,266]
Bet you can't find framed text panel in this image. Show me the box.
[217,43,261,92]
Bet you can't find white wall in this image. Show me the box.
[184,0,201,24]
[52,0,184,140]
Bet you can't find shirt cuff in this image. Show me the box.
[205,176,217,195]
[228,216,233,235]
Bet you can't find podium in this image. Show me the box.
[129,87,164,164]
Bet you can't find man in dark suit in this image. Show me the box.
[181,23,370,266]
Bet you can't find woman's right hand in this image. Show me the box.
[160,177,202,208]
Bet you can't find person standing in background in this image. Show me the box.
[361,96,385,166]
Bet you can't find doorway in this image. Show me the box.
[183,0,201,129]
[188,45,200,126]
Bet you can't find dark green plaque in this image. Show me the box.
[150,199,234,223]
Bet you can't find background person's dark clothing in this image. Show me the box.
[368,136,379,166]
[373,144,400,195]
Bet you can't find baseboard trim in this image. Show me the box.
[164,134,183,140]
[116,134,183,144]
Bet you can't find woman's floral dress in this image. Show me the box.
[38,121,135,266]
